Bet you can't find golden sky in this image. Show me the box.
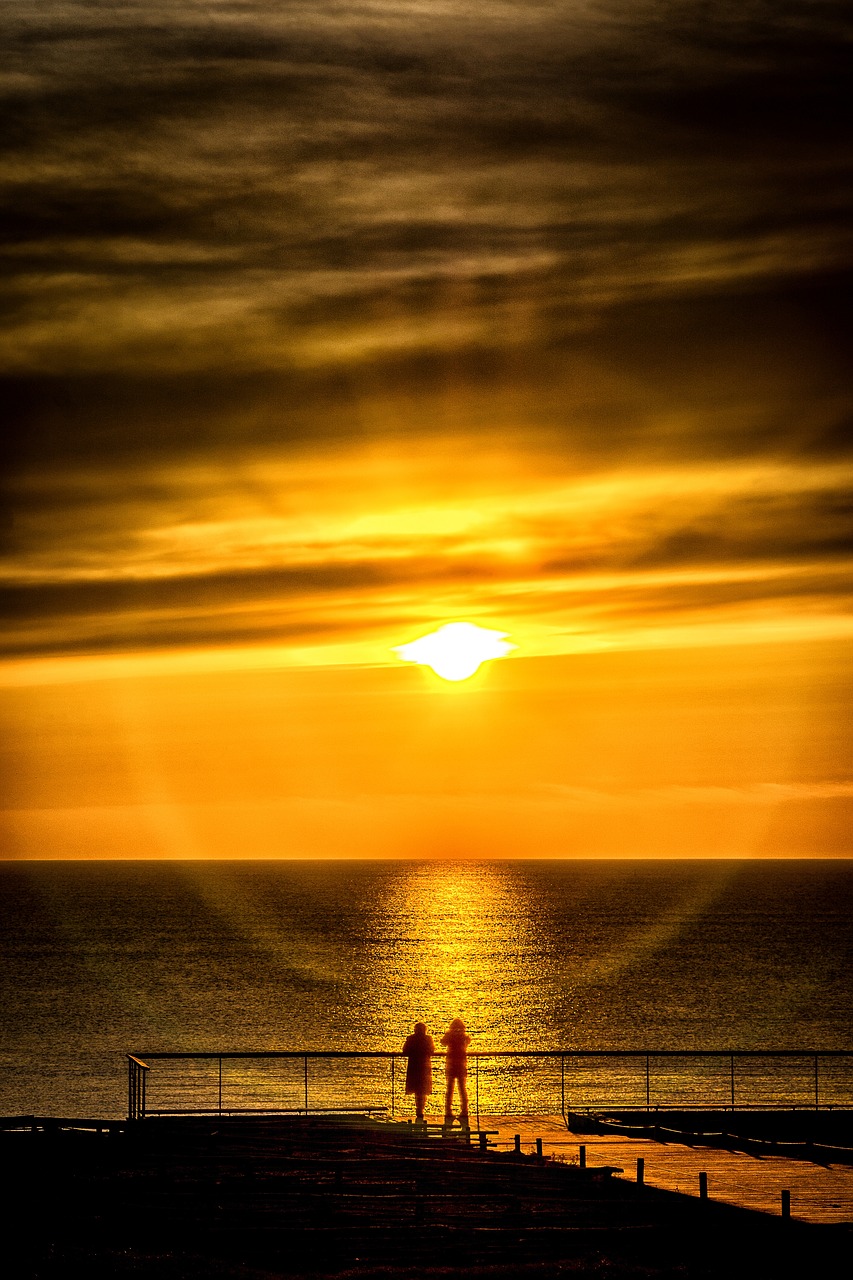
[1,2,851,858]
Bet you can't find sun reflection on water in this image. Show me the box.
[368,860,542,1051]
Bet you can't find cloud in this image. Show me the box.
[2,435,851,660]
[2,2,851,668]
[539,779,853,809]
[3,2,850,379]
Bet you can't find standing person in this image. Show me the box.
[441,1017,471,1124]
[401,1022,436,1121]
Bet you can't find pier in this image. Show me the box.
[4,1047,851,1276]
[3,1111,850,1279]
[122,1047,853,1226]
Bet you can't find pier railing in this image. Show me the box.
[126,1049,853,1122]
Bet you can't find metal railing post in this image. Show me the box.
[303,1054,309,1114]
[730,1054,735,1109]
[218,1057,222,1115]
[127,1056,149,1120]
[814,1055,819,1110]
[391,1054,395,1116]
[475,1056,480,1126]
[645,1054,651,1111]
[560,1053,566,1125]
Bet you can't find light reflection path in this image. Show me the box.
[357,859,751,1063]
[366,861,545,1055]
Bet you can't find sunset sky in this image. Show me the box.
[2,1,851,858]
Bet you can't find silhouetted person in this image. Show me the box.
[441,1017,471,1123]
[402,1021,435,1120]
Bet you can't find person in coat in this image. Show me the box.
[441,1017,471,1123]
[401,1021,436,1120]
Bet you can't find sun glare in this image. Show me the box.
[393,622,516,681]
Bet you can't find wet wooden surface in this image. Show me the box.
[479,1113,853,1224]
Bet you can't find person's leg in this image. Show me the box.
[445,1073,454,1118]
[415,1091,425,1119]
[458,1075,469,1119]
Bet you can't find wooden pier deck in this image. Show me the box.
[3,1112,850,1278]
[483,1113,853,1224]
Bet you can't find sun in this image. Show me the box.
[393,622,516,682]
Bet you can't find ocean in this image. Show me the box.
[1,859,851,1119]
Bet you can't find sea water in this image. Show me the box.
[1,859,851,1118]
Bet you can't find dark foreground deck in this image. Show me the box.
[2,1114,849,1279]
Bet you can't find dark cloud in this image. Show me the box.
[625,489,853,570]
[4,4,850,298]
[3,272,851,478]
[574,571,853,623]
[0,552,511,658]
